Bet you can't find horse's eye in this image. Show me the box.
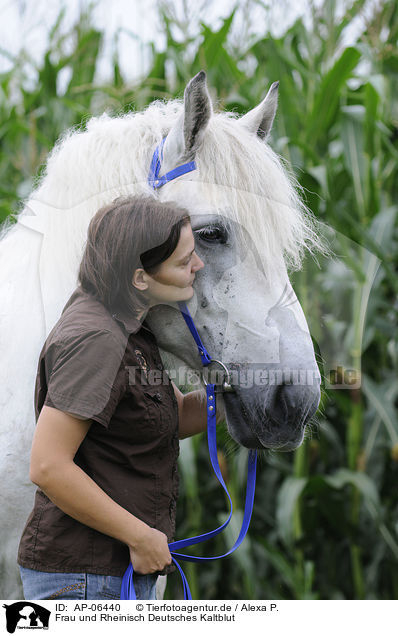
[196,226,227,244]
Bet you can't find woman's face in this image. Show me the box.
[141,223,204,305]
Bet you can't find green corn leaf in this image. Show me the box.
[325,467,398,560]
[307,46,361,143]
[258,538,300,593]
[276,476,307,547]
[362,374,398,446]
[341,105,366,218]
[324,468,380,509]
[364,81,379,156]
[178,437,199,500]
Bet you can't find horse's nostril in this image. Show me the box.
[266,384,286,413]
[264,383,317,425]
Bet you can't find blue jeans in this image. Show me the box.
[19,566,158,600]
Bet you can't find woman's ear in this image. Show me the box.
[132,268,149,291]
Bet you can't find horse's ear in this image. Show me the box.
[238,81,279,140]
[161,70,212,172]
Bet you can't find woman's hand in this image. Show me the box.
[128,527,172,574]
[172,382,225,439]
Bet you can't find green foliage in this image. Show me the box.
[1,0,397,599]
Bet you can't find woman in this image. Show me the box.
[17,194,221,600]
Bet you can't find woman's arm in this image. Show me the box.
[171,382,225,439]
[30,405,172,574]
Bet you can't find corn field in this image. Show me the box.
[1,0,397,599]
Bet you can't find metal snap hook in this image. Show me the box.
[202,359,234,392]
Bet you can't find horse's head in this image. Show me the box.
[145,71,323,451]
[22,70,323,452]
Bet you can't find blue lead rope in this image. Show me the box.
[121,302,257,600]
[121,140,258,600]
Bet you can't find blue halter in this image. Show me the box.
[120,139,258,600]
[147,136,197,189]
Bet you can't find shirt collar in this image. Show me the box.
[111,310,154,336]
[73,285,153,336]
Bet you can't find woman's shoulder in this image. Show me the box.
[44,287,128,356]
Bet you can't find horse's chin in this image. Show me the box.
[223,387,319,451]
[225,414,306,451]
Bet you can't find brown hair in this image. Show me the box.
[78,194,191,317]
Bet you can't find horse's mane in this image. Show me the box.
[191,112,324,273]
[6,98,324,275]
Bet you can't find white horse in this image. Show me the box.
[0,71,324,599]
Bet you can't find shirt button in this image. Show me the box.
[157,363,163,370]
[156,393,162,401]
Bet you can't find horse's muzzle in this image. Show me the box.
[223,382,321,450]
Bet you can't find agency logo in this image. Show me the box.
[2,603,51,634]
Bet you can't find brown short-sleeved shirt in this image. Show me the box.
[18,286,180,576]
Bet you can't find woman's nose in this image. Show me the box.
[192,253,204,272]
